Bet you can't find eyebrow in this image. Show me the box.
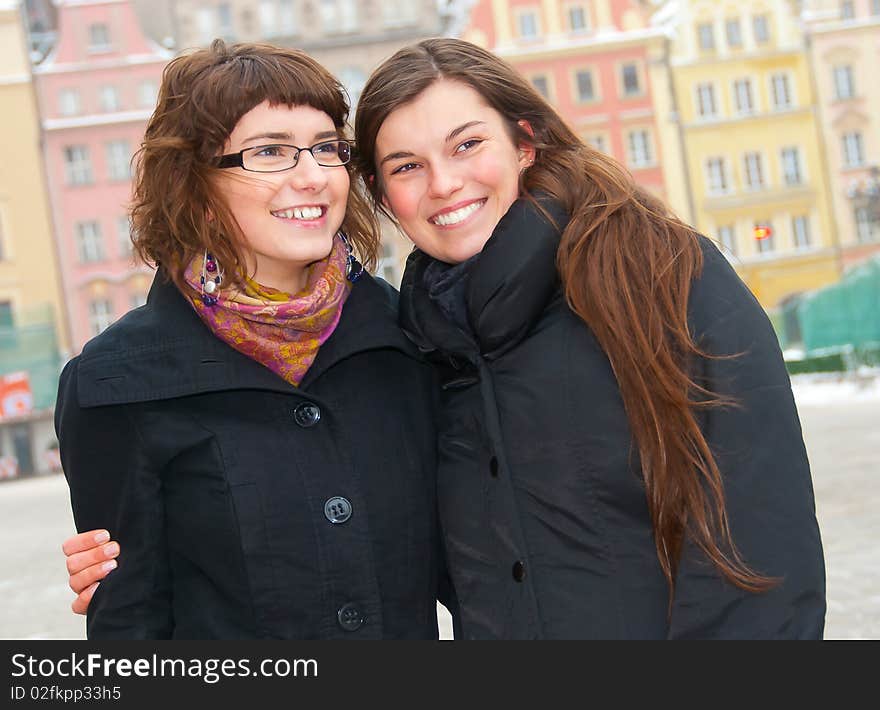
[241,129,340,146]
[379,120,487,166]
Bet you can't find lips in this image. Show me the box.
[270,205,327,220]
[429,199,486,227]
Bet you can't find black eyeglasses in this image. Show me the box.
[216,139,353,172]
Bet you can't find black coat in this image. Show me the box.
[399,199,826,639]
[56,271,447,639]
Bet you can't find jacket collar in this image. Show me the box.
[77,270,416,407]
[399,197,568,364]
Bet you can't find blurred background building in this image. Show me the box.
[0,1,68,477]
[0,0,878,478]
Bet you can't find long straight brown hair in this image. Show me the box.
[355,38,776,596]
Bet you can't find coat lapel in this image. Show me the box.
[77,272,420,407]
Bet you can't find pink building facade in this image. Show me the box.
[33,0,169,353]
[461,0,672,203]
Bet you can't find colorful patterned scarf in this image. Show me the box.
[183,236,352,387]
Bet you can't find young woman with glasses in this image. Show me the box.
[55,40,452,639]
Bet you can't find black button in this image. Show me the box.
[489,456,499,478]
[337,603,365,631]
[324,496,352,524]
[293,402,321,428]
[512,561,526,582]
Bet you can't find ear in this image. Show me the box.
[516,120,536,169]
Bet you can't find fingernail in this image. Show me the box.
[104,543,119,557]
[94,531,110,544]
[102,560,117,573]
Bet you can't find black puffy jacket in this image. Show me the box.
[399,199,826,639]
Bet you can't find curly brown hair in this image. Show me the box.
[130,39,380,292]
[355,38,777,599]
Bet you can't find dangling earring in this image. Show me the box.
[200,250,223,306]
[338,232,363,283]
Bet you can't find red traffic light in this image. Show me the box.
[754,225,773,240]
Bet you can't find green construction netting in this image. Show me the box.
[799,255,880,352]
[0,305,63,411]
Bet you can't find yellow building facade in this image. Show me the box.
[0,1,69,353]
[663,0,841,308]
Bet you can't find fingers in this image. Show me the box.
[62,530,110,556]
[67,543,119,594]
[71,582,99,616]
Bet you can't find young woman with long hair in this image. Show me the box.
[64,38,824,639]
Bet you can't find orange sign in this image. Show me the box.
[754,225,773,241]
[0,371,34,419]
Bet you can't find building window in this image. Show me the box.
[138,81,158,109]
[792,215,812,249]
[833,65,855,100]
[744,152,765,190]
[63,146,93,186]
[216,2,233,39]
[259,0,277,36]
[855,207,875,242]
[279,0,296,33]
[841,1,855,20]
[76,221,105,263]
[382,0,418,27]
[589,134,607,153]
[575,70,595,102]
[771,73,791,109]
[621,63,641,97]
[99,85,120,112]
[0,301,12,328]
[106,140,131,181]
[733,79,753,114]
[842,132,865,167]
[718,225,737,256]
[339,66,366,110]
[517,9,540,39]
[706,157,729,194]
[756,223,775,253]
[531,75,549,99]
[627,130,652,168]
[781,147,803,186]
[88,23,111,51]
[58,88,80,116]
[568,4,589,32]
[753,15,770,43]
[88,299,114,337]
[697,22,715,50]
[725,18,742,47]
[130,291,148,310]
[117,216,133,257]
[873,0,880,16]
[196,7,214,44]
[696,82,717,118]
[321,0,358,33]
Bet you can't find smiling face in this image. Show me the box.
[216,101,350,293]
[374,79,534,264]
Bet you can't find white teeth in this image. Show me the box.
[432,200,483,226]
[272,206,323,220]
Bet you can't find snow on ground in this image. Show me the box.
[790,368,880,407]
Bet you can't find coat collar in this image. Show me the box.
[77,270,417,407]
[399,197,567,364]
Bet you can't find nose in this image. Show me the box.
[285,149,329,192]
[427,161,463,200]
